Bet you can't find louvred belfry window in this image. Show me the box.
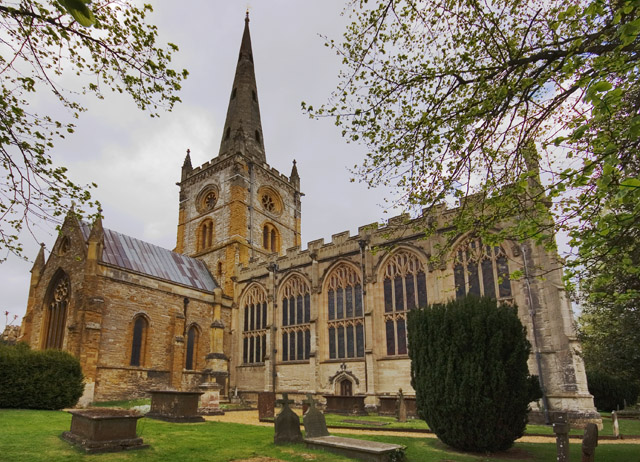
[280,275,311,362]
[242,285,268,364]
[382,250,428,356]
[326,264,364,359]
[453,238,512,300]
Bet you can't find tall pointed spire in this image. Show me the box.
[218,11,266,162]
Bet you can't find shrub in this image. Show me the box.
[408,295,535,452]
[587,369,639,412]
[0,342,84,409]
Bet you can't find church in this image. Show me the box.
[19,14,599,425]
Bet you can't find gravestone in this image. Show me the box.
[552,412,570,462]
[581,423,598,462]
[258,392,276,420]
[612,410,620,438]
[303,394,330,438]
[397,388,407,423]
[274,393,303,444]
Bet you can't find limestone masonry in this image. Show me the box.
[20,13,599,426]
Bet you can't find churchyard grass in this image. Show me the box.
[92,398,150,409]
[324,412,640,437]
[1,409,639,462]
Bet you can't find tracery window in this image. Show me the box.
[326,264,364,359]
[262,223,279,253]
[196,185,219,213]
[258,187,282,215]
[197,219,214,251]
[382,250,428,356]
[453,238,512,300]
[130,315,149,367]
[43,273,70,350]
[280,275,311,362]
[242,285,268,364]
[185,324,199,370]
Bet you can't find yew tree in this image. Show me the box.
[0,0,187,261]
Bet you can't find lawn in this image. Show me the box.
[323,411,640,437]
[1,409,639,462]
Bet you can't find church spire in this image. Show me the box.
[218,12,266,162]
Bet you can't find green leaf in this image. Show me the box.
[58,0,96,27]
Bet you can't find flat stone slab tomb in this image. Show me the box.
[304,435,405,462]
[61,409,148,453]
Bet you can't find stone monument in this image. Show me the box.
[611,410,620,438]
[397,388,407,423]
[199,381,224,416]
[274,393,302,444]
[303,394,330,439]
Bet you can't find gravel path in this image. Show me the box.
[204,410,640,445]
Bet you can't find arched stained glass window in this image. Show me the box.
[43,273,70,350]
[280,275,311,362]
[453,238,512,300]
[382,250,428,356]
[326,264,364,359]
[242,285,268,364]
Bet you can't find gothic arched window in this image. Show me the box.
[280,275,311,362]
[453,238,512,300]
[185,324,199,370]
[242,285,268,364]
[130,315,149,367]
[43,272,70,350]
[382,250,428,356]
[326,264,364,359]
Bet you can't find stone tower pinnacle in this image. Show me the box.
[218,12,266,162]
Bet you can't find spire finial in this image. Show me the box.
[187,148,190,156]
[245,9,249,23]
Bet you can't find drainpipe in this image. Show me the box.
[521,243,550,424]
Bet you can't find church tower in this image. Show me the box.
[175,13,302,293]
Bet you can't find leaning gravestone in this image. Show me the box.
[552,412,570,462]
[303,394,329,438]
[581,423,598,462]
[274,393,303,444]
[397,388,407,423]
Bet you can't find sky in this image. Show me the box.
[0,1,402,327]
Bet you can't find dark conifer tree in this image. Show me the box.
[408,296,537,452]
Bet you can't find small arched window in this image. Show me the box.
[185,325,199,370]
[453,238,512,300]
[130,315,149,367]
